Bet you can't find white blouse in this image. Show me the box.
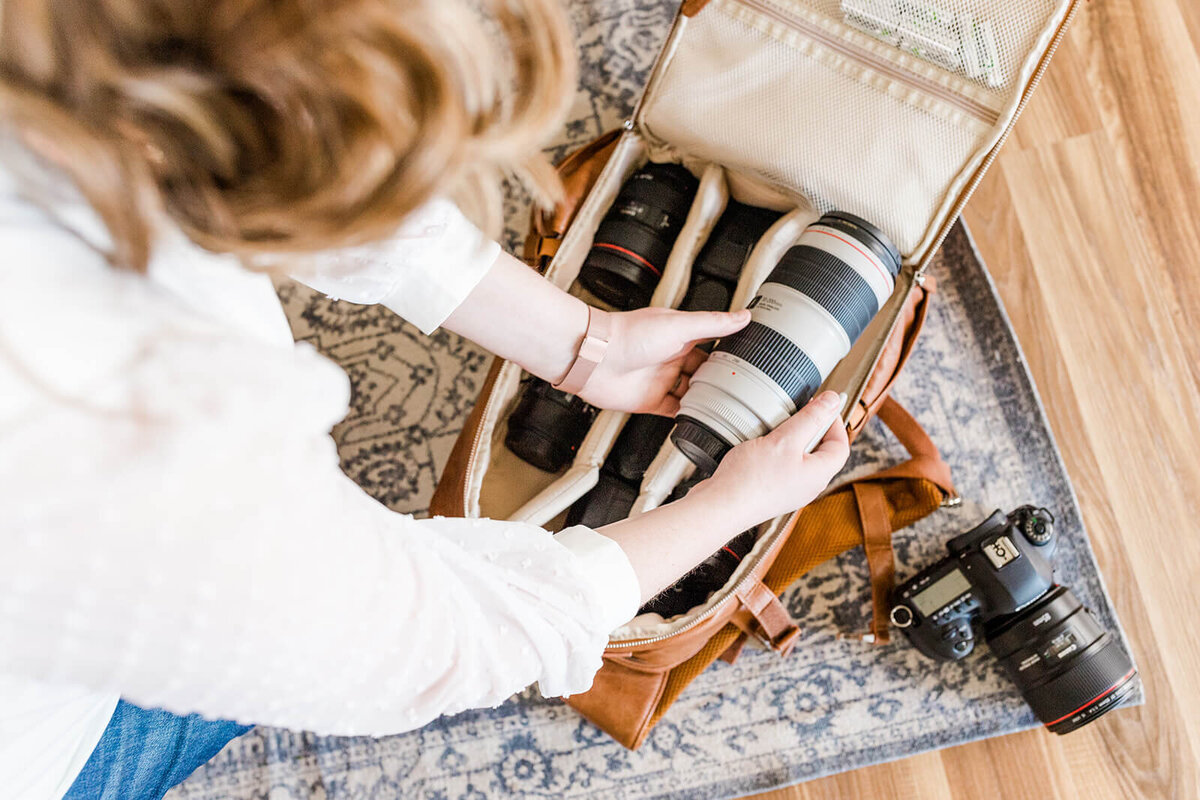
[0,150,640,799]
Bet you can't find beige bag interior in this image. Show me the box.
[464,0,1073,641]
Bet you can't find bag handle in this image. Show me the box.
[720,397,954,661]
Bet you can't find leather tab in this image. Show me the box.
[732,580,801,656]
[681,0,714,14]
[854,482,894,644]
[718,635,748,664]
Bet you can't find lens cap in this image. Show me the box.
[671,416,732,474]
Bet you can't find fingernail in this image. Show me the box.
[815,391,840,410]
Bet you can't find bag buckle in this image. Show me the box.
[749,624,802,657]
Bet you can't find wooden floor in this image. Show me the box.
[752,1,1200,798]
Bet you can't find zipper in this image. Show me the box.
[738,0,1000,124]
[917,0,1081,274]
[607,520,792,649]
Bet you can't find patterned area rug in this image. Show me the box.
[171,2,1138,798]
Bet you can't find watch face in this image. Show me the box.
[982,534,1021,569]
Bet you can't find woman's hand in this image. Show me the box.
[576,307,751,415]
[691,391,851,529]
[597,391,850,601]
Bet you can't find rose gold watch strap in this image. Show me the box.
[552,306,612,395]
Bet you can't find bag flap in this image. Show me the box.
[634,0,1075,264]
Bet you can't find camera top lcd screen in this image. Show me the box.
[911,568,972,616]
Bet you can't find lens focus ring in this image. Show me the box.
[770,245,882,341]
[715,321,823,407]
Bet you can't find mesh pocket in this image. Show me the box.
[794,0,1061,92]
[641,0,996,256]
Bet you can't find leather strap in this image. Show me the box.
[870,396,956,497]
[854,482,894,643]
[730,580,801,656]
[717,397,954,662]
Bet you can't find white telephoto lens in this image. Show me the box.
[672,212,902,472]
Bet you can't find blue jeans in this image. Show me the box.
[64,700,251,800]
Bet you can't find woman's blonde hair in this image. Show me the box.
[0,0,575,270]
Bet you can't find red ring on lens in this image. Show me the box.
[1044,666,1137,728]
[591,243,662,276]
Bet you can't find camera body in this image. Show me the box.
[891,506,1139,734]
[890,506,1056,660]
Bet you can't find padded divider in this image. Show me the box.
[544,134,649,290]
[508,409,627,525]
[652,163,730,309]
[630,448,695,516]
[474,139,648,520]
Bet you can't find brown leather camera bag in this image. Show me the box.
[431,0,1078,747]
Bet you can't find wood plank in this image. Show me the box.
[749,0,1200,795]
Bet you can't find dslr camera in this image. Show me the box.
[890,506,1139,734]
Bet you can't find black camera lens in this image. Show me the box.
[605,414,675,484]
[691,201,783,284]
[566,414,675,528]
[504,379,597,472]
[579,163,699,309]
[564,472,639,529]
[641,528,757,617]
[986,586,1140,734]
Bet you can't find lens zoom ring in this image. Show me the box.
[715,322,823,406]
[770,246,881,341]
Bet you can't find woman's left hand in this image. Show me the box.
[577,307,751,415]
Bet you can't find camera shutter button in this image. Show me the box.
[890,605,914,628]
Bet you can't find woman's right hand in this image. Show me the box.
[597,390,850,604]
[692,390,851,531]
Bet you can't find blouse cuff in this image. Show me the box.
[379,216,499,335]
[553,526,642,632]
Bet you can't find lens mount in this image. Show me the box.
[671,416,731,475]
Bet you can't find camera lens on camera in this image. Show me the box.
[504,380,597,472]
[986,586,1140,734]
[579,163,700,309]
[672,211,901,472]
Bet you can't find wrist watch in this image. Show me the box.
[552,305,612,395]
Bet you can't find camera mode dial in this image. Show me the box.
[1016,506,1055,547]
